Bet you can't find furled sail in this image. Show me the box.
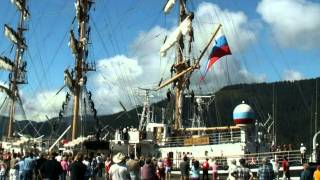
[164,0,175,14]
[10,0,30,20]
[64,70,74,93]
[160,15,192,57]
[4,24,26,48]
[68,30,79,55]
[0,56,14,71]
[0,85,13,99]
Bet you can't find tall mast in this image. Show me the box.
[174,0,187,129]
[70,0,94,140]
[2,0,29,138]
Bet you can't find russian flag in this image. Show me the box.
[205,30,231,73]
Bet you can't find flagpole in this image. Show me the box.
[194,24,222,67]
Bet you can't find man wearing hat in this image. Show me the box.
[109,152,130,180]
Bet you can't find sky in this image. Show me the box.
[0,0,319,121]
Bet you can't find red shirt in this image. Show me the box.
[282,159,289,172]
[202,161,209,170]
[164,158,172,167]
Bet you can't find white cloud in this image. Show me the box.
[282,69,304,81]
[194,2,258,53]
[257,0,320,49]
[23,90,65,121]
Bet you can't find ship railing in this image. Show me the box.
[157,131,242,147]
[169,150,302,170]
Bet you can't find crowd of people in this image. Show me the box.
[0,149,318,180]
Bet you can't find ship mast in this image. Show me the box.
[1,0,29,138]
[174,0,188,129]
[69,0,95,140]
[159,0,221,130]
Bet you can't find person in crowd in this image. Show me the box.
[300,163,312,180]
[140,157,157,180]
[180,156,190,180]
[70,153,86,180]
[35,153,47,180]
[300,143,307,164]
[0,160,6,180]
[82,155,92,180]
[190,160,200,180]
[39,152,63,180]
[227,159,237,180]
[60,156,69,180]
[201,158,209,180]
[126,153,140,180]
[157,159,165,180]
[90,153,98,179]
[314,165,320,180]
[17,156,25,180]
[211,160,218,180]
[109,152,130,180]
[164,155,172,180]
[282,156,290,180]
[23,152,36,180]
[231,158,253,180]
[257,157,274,180]
[270,158,279,180]
[9,153,18,180]
[96,153,104,177]
[105,156,112,180]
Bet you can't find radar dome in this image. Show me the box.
[233,101,255,126]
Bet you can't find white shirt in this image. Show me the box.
[300,146,306,154]
[109,163,129,180]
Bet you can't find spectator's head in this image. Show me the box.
[129,153,135,160]
[183,156,188,162]
[239,158,246,166]
[283,156,288,160]
[303,163,309,170]
[75,153,83,161]
[317,165,320,170]
[194,160,200,169]
[145,158,152,164]
[262,157,268,164]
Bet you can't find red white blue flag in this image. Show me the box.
[201,29,231,80]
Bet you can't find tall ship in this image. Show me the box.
[109,0,275,165]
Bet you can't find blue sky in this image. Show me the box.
[0,0,319,120]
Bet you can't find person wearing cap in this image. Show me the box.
[300,163,312,180]
[227,159,237,180]
[109,152,130,180]
[231,158,253,180]
[257,157,274,180]
[314,165,320,180]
